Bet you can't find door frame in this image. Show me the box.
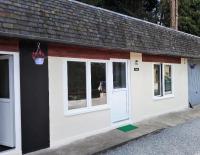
[109,59,132,125]
[0,55,15,147]
[0,51,21,155]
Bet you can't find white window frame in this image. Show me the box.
[163,64,173,95]
[153,63,174,100]
[63,58,109,116]
[153,63,162,97]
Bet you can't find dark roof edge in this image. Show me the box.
[0,31,131,51]
[69,0,200,40]
[0,31,196,58]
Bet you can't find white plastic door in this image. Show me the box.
[110,60,129,123]
[0,55,15,147]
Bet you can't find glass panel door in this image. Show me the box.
[111,60,129,123]
[112,62,126,89]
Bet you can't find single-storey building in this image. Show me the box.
[0,0,199,155]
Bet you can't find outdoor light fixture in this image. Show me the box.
[135,60,139,65]
[32,42,45,65]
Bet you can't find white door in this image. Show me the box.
[0,55,15,147]
[110,60,129,123]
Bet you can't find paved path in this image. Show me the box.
[97,118,200,155]
[27,106,200,155]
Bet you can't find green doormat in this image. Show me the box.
[117,124,138,132]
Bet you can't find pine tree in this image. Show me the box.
[178,0,200,36]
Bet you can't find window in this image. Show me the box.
[113,62,126,89]
[68,61,87,110]
[164,65,172,95]
[154,64,173,97]
[91,62,107,106]
[0,59,9,98]
[67,60,107,111]
[154,64,162,96]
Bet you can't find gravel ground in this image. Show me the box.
[97,118,200,155]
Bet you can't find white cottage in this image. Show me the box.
[0,0,199,155]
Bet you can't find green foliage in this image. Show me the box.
[78,0,104,6]
[160,0,200,36]
[77,0,160,23]
[178,0,200,36]
[159,0,170,26]
[78,0,200,36]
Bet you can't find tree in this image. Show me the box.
[159,0,170,26]
[78,0,200,36]
[160,0,200,36]
[178,0,200,36]
[77,0,160,24]
[170,0,178,29]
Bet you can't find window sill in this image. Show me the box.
[64,105,110,116]
[0,98,10,102]
[153,94,174,101]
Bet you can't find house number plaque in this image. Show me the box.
[134,68,139,71]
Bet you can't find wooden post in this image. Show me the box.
[170,0,178,30]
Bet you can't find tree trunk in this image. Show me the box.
[170,0,178,30]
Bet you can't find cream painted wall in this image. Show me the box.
[48,53,189,147]
[48,57,111,147]
[130,52,188,122]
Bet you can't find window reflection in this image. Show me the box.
[113,62,126,89]
[154,64,161,96]
[0,59,9,98]
[91,62,106,106]
[164,65,172,94]
[67,61,87,110]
